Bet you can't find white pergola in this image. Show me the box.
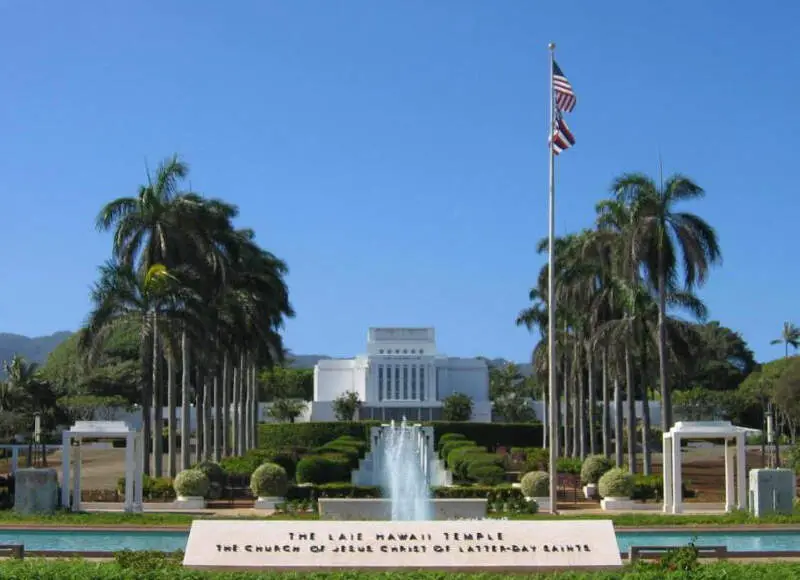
[662,420,760,514]
[61,421,143,513]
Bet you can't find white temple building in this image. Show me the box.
[311,328,491,422]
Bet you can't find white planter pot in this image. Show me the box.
[254,496,283,510]
[529,496,551,512]
[583,484,598,499]
[175,496,206,509]
[600,497,634,511]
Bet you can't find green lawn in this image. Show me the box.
[1,509,799,528]
[1,559,800,580]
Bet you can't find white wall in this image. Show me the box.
[314,359,364,402]
[435,358,490,403]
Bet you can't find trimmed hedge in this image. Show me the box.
[259,421,544,451]
[9,559,800,579]
[296,454,350,484]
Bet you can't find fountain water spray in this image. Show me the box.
[381,418,433,521]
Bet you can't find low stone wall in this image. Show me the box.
[14,468,58,514]
[318,498,487,520]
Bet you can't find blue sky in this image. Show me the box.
[1,1,797,365]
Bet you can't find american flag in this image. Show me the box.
[553,61,576,113]
[551,111,575,155]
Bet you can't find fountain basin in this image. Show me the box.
[318,498,487,520]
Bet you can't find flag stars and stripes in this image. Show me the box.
[553,61,576,113]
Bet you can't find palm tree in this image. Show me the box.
[80,261,201,476]
[611,172,721,434]
[771,322,800,358]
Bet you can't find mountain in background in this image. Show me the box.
[0,331,74,370]
[0,332,533,375]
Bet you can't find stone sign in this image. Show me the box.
[183,520,622,571]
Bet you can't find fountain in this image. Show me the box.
[318,420,487,520]
[381,419,433,520]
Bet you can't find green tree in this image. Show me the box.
[442,393,473,422]
[771,322,800,359]
[268,399,307,423]
[333,391,361,421]
[612,172,721,433]
[490,363,537,423]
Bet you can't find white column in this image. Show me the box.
[61,436,71,509]
[124,433,135,512]
[662,435,672,513]
[72,443,81,512]
[724,438,735,512]
[736,433,746,510]
[134,434,144,511]
[672,433,682,514]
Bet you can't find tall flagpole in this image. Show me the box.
[547,42,559,514]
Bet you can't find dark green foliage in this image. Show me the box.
[219,448,298,480]
[286,483,382,500]
[467,463,506,485]
[440,439,477,460]
[295,455,349,484]
[259,421,544,452]
[442,392,474,421]
[438,432,467,444]
[114,550,183,572]
[556,457,582,474]
[116,475,175,500]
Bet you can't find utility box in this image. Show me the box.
[749,468,795,517]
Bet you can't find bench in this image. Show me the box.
[628,545,727,562]
[0,544,24,559]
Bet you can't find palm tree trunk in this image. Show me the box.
[613,374,623,467]
[167,353,177,478]
[639,370,652,476]
[213,359,223,462]
[152,319,163,477]
[139,327,153,477]
[203,376,212,460]
[577,360,586,460]
[232,365,240,456]
[587,347,596,456]
[222,353,231,457]
[180,332,191,470]
[244,355,252,453]
[601,349,610,458]
[194,366,204,464]
[562,353,571,458]
[625,345,636,473]
[238,351,246,455]
[657,265,671,433]
[253,364,260,449]
[542,377,548,449]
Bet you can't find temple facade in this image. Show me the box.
[311,327,491,422]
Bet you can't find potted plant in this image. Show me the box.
[173,469,210,509]
[598,467,635,511]
[580,455,613,499]
[250,462,289,510]
[520,470,550,511]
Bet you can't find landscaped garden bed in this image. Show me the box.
[1,556,800,579]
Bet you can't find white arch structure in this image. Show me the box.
[662,421,759,514]
[61,421,143,513]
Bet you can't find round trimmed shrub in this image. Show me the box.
[173,469,210,498]
[598,467,634,499]
[250,462,289,498]
[194,461,226,485]
[520,471,549,498]
[580,454,614,485]
[448,446,489,479]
